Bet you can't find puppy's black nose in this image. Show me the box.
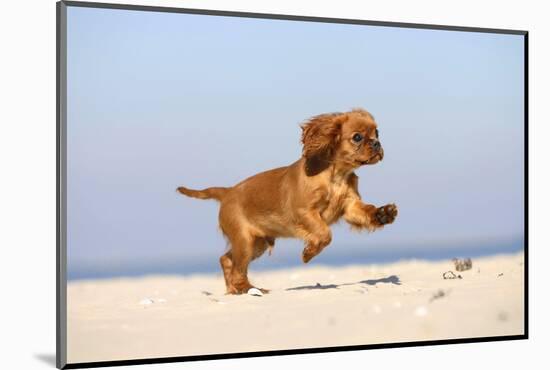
[371,140,381,151]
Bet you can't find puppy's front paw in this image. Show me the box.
[302,245,320,263]
[375,204,398,225]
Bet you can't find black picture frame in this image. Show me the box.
[56,1,529,368]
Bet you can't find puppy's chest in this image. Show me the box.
[318,182,350,224]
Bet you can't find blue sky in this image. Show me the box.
[66,6,524,277]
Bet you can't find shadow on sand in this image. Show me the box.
[286,274,401,291]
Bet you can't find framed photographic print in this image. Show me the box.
[57,1,528,368]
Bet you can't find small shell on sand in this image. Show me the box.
[247,288,264,297]
[139,298,167,305]
[139,298,154,306]
[414,306,428,317]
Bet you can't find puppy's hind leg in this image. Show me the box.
[219,237,276,294]
[219,251,233,294]
[248,237,274,293]
[219,205,269,295]
[225,232,271,295]
[226,232,255,294]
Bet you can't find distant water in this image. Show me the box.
[67,237,524,281]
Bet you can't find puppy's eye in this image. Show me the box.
[375,129,379,138]
[352,133,363,143]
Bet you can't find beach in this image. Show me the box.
[67,252,524,364]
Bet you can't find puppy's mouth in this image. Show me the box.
[356,153,383,166]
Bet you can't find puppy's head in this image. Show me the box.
[301,109,383,176]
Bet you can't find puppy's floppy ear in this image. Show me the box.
[301,113,345,176]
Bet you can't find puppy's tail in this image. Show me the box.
[176,186,229,201]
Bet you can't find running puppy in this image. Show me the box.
[177,109,398,294]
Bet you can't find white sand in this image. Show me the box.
[67,252,524,364]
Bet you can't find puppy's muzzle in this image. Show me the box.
[369,139,382,152]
